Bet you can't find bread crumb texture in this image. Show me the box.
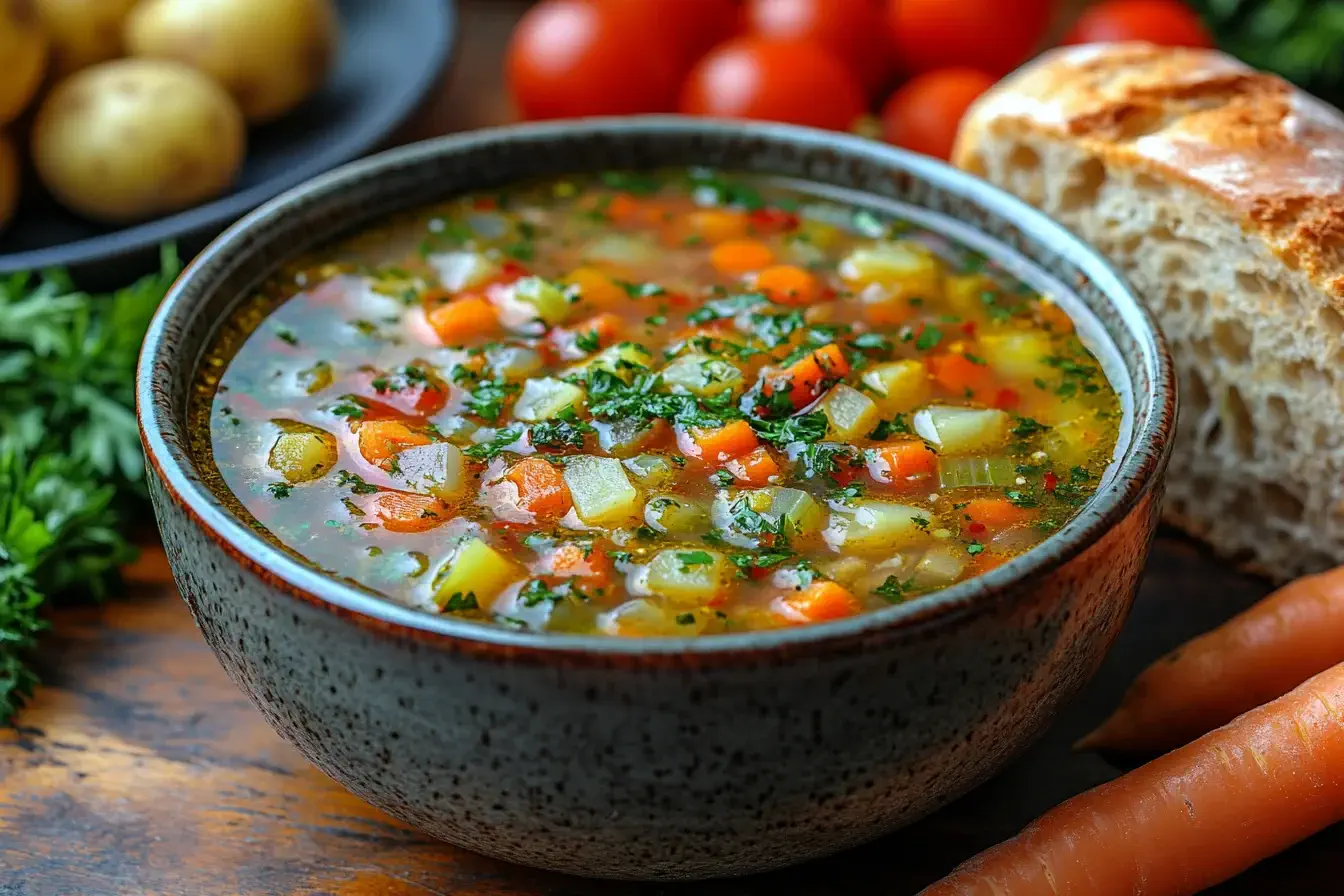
[954,42,1344,581]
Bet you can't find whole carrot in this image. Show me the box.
[1080,566,1344,754]
[920,662,1344,896]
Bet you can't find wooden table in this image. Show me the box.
[3,3,1339,893]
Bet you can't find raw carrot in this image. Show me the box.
[777,581,863,622]
[724,445,780,486]
[503,457,572,517]
[563,266,627,309]
[1078,566,1344,755]
[370,491,450,533]
[765,343,851,409]
[426,295,500,344]
[357,420,431,467]
[962,497,1030,530]
[867,440,938,484]
[754,265,821,306]
[710,238,774,275]
[928,352,994,397]
[921,661,1344,896]
[548,542,613,585]
[680,420,760,463]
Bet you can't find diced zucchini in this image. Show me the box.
[595,418,661,457]
[839,240,943,302]
[818,383,879,441]
[861,360,930,413]
[1043,416,1105,468]
[661,353,745,398]
[513,276,572,326]
[937,456,1018,490]
[268,422,338,483]
[978,330,1056,384]
[433,537,522,610]
[913,406,1010,455]
[563,456,641,526]
[644,496,710,536]
[823,500,933,554]
[390,442,466,500]
[487,344,545,381]
[646,548,727,607]
[623,454,676,487]
[513,377,586,422]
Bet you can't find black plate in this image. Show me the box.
[0,0,457,287]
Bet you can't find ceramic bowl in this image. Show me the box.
[137,117,1175,881]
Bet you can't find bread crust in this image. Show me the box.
[953,42,1344,302]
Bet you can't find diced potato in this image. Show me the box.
[487,343,545,381]
[712,487,824,543]
[390,442,466,500]
[814,556,869,589]
[513,377,586,422]
[513,276,572,326]
[818,383,879,440]
[945,273,994,320]
[433,537,522,609]
[644,496,710,536]
[595,418,661,457]
[839,240,943,302]
[862,360,930,413]
[563,456,641,526]
[913,406,1010,455]
[623,454,676,487]
[1043,416,1106,468]
[661,353,745,398]
[978,330,1056,384]
[823,501,934,555]
[601,598,688,636]
[646,548,727,606]
[296,361,334,394]
[268,422,338,483]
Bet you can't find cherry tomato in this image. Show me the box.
[1063,0,1213,47]
[880,68,996,161]
[506,0,682,120]
[598,0,741,71]
[744,0,893,96]
[679,37,866,132]
[886,0,1055,77]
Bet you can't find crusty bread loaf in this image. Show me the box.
[953,42,1344,582]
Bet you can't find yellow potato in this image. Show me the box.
[0,133,18,231]
[32,59,246,223]
[124,0,340,123]
[0,0,48,126]
[34,0,139,77]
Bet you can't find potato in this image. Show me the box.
[0,133,17,232]
[0,0,48,126]
[34,0,138,77]
[124,0,340,123]
[32,59,246,223]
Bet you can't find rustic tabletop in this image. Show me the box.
[2,3,1338,894]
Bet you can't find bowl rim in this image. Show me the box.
[137,115,1176,663]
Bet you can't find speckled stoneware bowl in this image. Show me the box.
[137,117,1175,881]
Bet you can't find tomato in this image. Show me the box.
[598,0,741,70]
[880,68,996,161]
[1063,0,1213,47]
[506,0,682,120]
[743,0,893,96]
[885,0,1055,77]
[679,37,866,132]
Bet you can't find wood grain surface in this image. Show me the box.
[3,3,1341,893]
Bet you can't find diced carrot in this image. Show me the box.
[570,312,625,348]
[927,352,994,397]
[606,192,642,223]
[426,295,499,345]
[962,497,1031,529]
[370,491,450,533]
[862,296,916,326]
[563,266,627,309]
[755,265,821,306]
[357,420,432,467]
[867,440,938,484]
[777,581,863,623]
[548,542,614,585]
[679,420,760,463]
[710,238,775,276]
[724,446,781,487]
[764,343,851,409]
[687,208,750,243]
[503,457,573,517]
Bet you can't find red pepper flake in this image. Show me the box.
[994,388,1020,410]
[1044,471,1059,493]
[748,208,799,234]
[961,320,978,337]
[968,521,987,535]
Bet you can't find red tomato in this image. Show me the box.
[743,0,893,96]
[1063,0,1213,47]
[506,0,682,119]
[598,0,741,70]
[880,68,996,161]
[679,37,866,132]
[885,0,1055,77]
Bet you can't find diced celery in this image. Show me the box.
[644,496,710,536]
[433,537,522,609]
[563,456,641,526]
[623,454,676,487]
[839,240,943,302]
[978,330,1056,384]
[646,548,727,606]
[823,500,933,554]
[513,276,572,326]
[818,383,879,441]
[937,456,1018,490]
[390,442,466,500]
[913,406,1010,455]
[513,377,586,422]
[861,360,930,413]
[661,353,744,398]
[487,343,545,381]
[268,422,338,483]
[595,418,660,457]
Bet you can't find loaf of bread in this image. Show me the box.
[953,42,1344,582]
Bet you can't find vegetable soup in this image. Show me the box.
[198,169,1120,636]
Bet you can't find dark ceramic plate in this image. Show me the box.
[0,0,456,287]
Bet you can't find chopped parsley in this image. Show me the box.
[265,482,292,499]
[676,550,715,572]
[441,592,480,613]
[335,470,378,495]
